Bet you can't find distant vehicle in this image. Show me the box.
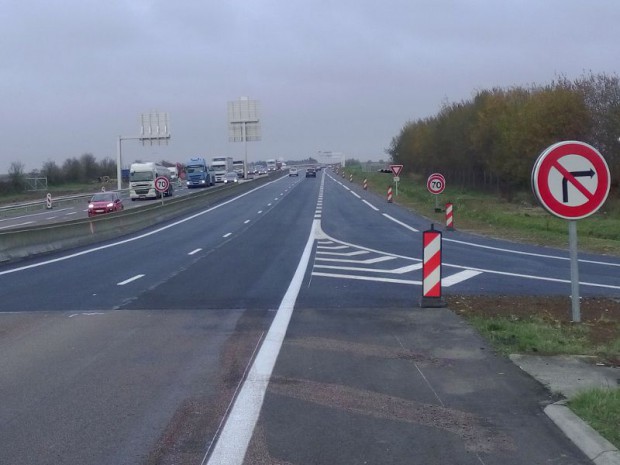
[276,159,283,170]
[212,157,233,182]
[167,166,179,180]
[223,172,239,184]
[129,162,174,200]
[232,160,245,178]
[306,167,317,178]
[88,191,124,217]
[289,167,299,176]
[266,159,277,171]
[256,165,267,175]
[186,157,214,188]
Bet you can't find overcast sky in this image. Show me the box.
[1,0,619,173]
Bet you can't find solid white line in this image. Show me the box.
[188,248,202,255]
[223,233,232,238]
[362,200,379,211]
[315,255,397,264]
[442,270,482,287]
[204,220,318,465]
[314,263,422,274]
[117,274,145,286]
[443,237,620,267]
[382,213,419,232]
[312,272,422,285]
[317,250,369,257]
[0,221,34,230]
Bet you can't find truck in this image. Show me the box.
[211,156,233,182]
[232,160,245,179]
[129,162,174,200]
[266,159,277,171]
[185,157,214,188]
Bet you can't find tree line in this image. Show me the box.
[387,72,620,200]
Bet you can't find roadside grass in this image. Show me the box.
[343,166,620,256]
[465,315,619,360]
[569,389,620,449]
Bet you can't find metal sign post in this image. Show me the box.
[426,173,446,212]
[228,97,261,179]
[532,140,611,322]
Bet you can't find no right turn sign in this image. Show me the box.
[532,141,610,220]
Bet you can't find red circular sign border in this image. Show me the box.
[533,141,610,220]
[155,176,170,193]
[427,173,446,195]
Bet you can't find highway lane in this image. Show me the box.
[313,171,620,299]
[0,169,617,464]
[0,173,319,464]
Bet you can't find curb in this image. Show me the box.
[544,402,620,465]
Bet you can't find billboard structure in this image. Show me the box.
[228,97,261,178]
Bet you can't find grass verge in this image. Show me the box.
[569,389,620,449]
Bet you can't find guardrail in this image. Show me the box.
[0,190,132,218]
[0,176,275,264]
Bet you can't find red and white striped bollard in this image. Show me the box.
[420,224,446,307]
[363,179,367,190]
[445,203,454,231]
[387,186,393,203]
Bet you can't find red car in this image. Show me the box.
[87,192,124,217]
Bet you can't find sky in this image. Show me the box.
[1,0,619,174]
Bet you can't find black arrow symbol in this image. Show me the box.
[562,169,595,203]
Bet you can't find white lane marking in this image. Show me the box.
[188,248,202,255]
[204,220,319,465]
[314,263,422,274]
[442,270,482,287]
[382,213,419,232]
[351,191,361,199]
[69,312,105,318]
[0,208,72,222]
[312,272,421,285]
[317,245,348,250]
[117,274,145,286]
[244,220,250,224]
[46,216,57,220]
[65,212,78,216]
[362,200,379,211]
[267,203,272,206]
[0,176,286,277]
[444,237,620,267]
[0,221,34,230]
[223,233,232,238]
[315,255,397,264]
[316,250,368,257]
[257,210,263,214]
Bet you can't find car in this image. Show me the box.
[223,172,239,184]
[87,191,124,217]
[306,167,317,177]
[257,166,268,175]
[289,167,299,176]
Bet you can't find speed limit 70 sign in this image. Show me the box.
[155,176,170,193]
[427,173,446,195]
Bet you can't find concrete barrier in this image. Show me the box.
[0,175,274,264]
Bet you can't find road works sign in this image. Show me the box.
[532,141,610,220]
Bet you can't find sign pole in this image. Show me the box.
[568,221,580,322]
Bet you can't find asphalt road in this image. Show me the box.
[0,169,617,464]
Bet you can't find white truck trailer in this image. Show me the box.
[129,162,173,200]
[211,157,233,182]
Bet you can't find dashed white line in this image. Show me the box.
[382,214,419,232]
[362,200,379,211]
[244,220,251,224]
[351,191,361,199]
[188,248,202,255]
[117,274,145,286]
[223,233,232,238]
